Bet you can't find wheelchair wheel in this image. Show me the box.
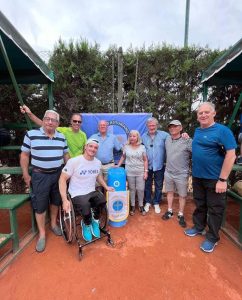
[99,205,108,230]
[59,200,76,243]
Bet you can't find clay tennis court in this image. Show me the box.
[0,197,242,300]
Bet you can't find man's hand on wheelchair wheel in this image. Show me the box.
[63,200,71,213]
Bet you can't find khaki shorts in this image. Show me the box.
[96,162,115,185]
[164,171,189,197]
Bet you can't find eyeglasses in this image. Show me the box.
[43,117,58,123]
[72,120,82,124]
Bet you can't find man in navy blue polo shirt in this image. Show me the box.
[20,110,69,253]
[185,102,236,253]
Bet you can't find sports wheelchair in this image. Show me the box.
[59,194,114,259]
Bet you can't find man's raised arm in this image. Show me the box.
[20,104,43,127]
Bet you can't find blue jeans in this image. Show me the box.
[145,168,165,205]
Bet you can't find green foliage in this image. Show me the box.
[1,40,241,137]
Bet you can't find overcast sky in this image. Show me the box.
[1,0,242,55]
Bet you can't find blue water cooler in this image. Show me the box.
[107,167,129,227]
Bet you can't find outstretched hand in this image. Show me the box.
[106,186,115,192]
[181,132,190,139]
[20,104,31,114]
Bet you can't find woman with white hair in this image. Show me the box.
[116,130,148,216]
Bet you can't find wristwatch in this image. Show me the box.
[218,178,227,182]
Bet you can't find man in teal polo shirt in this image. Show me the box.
[20,105,87,158]
[185,102,237,253]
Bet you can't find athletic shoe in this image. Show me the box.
[51,225,62,236]
[184,227,205,237]
[36,237,46,252]
[91,218,101,238]
[200,239,217,253]
[139,206,146,216]
[162,210,173,220]
[154,204,161,214]
[144,203,151,213]
[130,206,135,216]
[177,215,186,228]
[81,220,92,242]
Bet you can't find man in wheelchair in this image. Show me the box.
[59,138,114,242]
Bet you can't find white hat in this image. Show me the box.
[85,138,99,146]
[168,120,182,126]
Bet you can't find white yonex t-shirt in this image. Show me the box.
[62,155,101,197]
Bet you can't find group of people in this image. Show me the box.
[20,102,238,253]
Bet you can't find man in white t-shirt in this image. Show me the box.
[59,138,114,242]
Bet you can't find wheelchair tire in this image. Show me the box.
[59,200,76,243]
[99,205,108,230]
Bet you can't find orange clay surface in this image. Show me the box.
[0,197,242,300]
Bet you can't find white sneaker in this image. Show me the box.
[144,203,151,213]
[154,204,161,214]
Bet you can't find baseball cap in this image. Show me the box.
[168,120,182,126]
[85,138,99,146]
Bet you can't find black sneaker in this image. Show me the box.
[162,210,173,220]
[178,215,186,228]
[130,206,135,216]
[139,206,146,216]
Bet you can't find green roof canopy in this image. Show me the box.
[0,11,54,84]
[202,38,242,86]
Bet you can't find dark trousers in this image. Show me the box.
[145,168,165,205]
[192,177,226,243]
[72,191,106,225]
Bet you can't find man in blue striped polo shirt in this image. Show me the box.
[20,110,69,253]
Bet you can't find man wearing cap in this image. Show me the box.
[59,138,114,242]
[90,120,122,182]
[162,120,192,227]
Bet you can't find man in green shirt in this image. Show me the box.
[20,105,87,158]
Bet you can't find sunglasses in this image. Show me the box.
[72,120,82,124]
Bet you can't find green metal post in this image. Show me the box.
[9,209,19,252]
[202,83,208,101]
[184,0,190,47]
[0,34,32,129]
[48,82,54,109]
[228,92,242,129]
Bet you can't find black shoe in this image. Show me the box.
[139,206,146,216]
[162,210,173,220]
[130,206,135,216]
[178,215,186,228]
